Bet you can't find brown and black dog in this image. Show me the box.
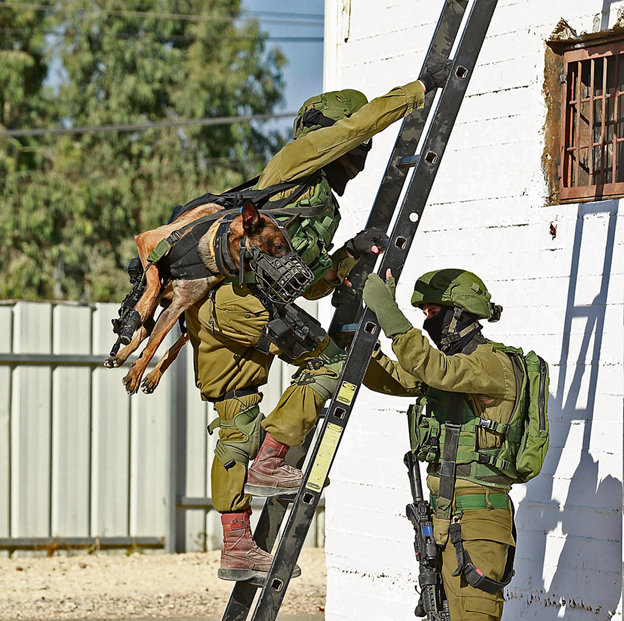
[106,200,289,395]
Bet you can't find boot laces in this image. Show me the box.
[280,462,300,475]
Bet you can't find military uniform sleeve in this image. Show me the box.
[257,81,425,188]
[302,246,359,300]
[391,328,513,399]
[363,343,425,397]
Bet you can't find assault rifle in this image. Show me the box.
[404,451,450,621]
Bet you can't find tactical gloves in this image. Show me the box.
[331,282,358,307]
[418,60,453,93]
[345,228,389,259]
[362,273,412,338]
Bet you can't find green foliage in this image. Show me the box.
[0,0,287,301]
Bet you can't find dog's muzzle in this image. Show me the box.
[248,247,314,305]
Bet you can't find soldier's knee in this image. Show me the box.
[208,404,265,469]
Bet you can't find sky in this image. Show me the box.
[241,0,325,135]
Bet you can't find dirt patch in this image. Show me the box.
[0,549,326,620]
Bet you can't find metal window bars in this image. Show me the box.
[560,40,624,200]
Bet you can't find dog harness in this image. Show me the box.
[151,174,328,283]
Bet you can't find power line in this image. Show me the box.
[117,2,323,20]
[0,2,324,27]
[239,10,322,20]
[72,0,324,20]
[0,111,296,138]
[0,155,271,179]
[0,27,323,43]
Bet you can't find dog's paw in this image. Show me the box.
[122,366,142,395]
[141,371,161,394]
[105,355,127,368]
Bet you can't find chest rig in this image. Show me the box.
[408,386,518,491]
[273,171,340,283]
[408,388,518,596]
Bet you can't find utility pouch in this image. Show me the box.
[261,303,327,362]
[515,351,549,482]
[407,398,442,463]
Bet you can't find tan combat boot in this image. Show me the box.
[245,433,303,497]
[217,508,300,583]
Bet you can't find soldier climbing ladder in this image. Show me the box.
[220,1,499,619]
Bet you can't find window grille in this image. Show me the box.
[560,40,624,200]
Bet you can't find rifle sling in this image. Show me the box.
[435,392,465,523]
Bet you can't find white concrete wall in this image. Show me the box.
[322,0,624,619]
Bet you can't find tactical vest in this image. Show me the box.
[408,344,549,490]
[222,171,340,286]
[275,171,339,283]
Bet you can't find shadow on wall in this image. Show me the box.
[510,200,621,617]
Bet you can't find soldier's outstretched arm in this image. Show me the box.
[258,80,426,187]
[362,271,510,398]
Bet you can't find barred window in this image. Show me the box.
[560,41,624,201]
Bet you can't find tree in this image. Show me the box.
[0,0,286,301]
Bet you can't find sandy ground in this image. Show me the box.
[0,549,326,620]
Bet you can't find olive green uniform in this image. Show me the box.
[365,328,517,620]
[186,80,425,513]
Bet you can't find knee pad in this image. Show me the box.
[208,405,265,470]
[292,341,347,402]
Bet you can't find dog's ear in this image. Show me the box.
[241,200,263,232]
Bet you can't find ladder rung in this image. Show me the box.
[247,0,499,615]
[397,154,420,170]
[334,323,360,333]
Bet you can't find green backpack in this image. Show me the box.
[493,345,550,482]
[408,345,550,485]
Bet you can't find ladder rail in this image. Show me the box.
[222,2,470,616]
[249,1,499,619]
[330,0,469,344]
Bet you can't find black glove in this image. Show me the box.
[419,60,452,93]
[331,283,358,308]
[345,228,389,259]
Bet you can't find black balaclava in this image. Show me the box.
[323,140,372,196]
[423,305,484,355]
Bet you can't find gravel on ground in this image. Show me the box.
[0,548,326,620]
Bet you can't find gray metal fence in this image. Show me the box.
[0,300,324,556]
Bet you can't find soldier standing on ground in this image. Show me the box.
[363,268,538,620]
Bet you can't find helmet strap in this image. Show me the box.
[436,307,483,355]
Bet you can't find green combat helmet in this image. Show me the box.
[293,89,369,140]
[411,268,502,322]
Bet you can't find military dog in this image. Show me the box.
[106,200,289,395]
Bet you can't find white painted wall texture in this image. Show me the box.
[321,0,624,619]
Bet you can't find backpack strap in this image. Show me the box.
[172,172,320,221]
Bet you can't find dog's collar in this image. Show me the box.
[213,213,240,280]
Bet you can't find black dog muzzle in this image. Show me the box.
[247,247,314,305]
